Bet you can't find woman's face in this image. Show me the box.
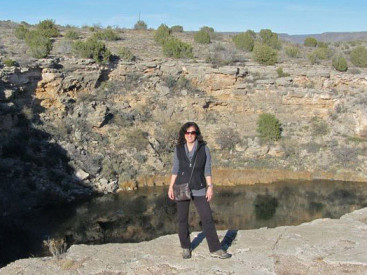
[184,126,197,144]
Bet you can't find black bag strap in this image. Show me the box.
[188,150,198,188]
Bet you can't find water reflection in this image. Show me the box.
[56,180,367,245]
[2,180,367,266]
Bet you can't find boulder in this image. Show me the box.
[75,169,89,180]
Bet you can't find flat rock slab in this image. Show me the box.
[2,208,367,274]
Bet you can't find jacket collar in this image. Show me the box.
[182,140,204,163]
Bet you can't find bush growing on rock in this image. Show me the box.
[232,30,256,51]
[154,24,171,45]
[215,128,241,150]
[350,46,367,68]
[256,113,282,141]
[162,37,193,59]
[43,238,67,258]
[72,38,111,64]
[194,29,211,44]
[25,30,53,58]
[3,58,17,67]
[200,26,214,34]
[317,41,329,48]
[332,55,348,72]
[206,46,239,67]
[276,67,290,77]
[64,29,79,40]
[36,19,59,38]
[14,24,29,40]
[117,47,135,61]
[308,47,333,64]
[92,29,120,41]
[170,25,183,32]
[285,45,300,58]
[134,20,147,30]
[252,43,278,65]
[259,29,281,49]
[311,117,329,136]
[304,37,318,47]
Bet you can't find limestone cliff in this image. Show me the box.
[1,56,367,212]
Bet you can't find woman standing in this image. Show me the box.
[168,122,231,259]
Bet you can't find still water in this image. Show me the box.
[1,180,367,266]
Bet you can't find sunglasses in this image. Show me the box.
[185,131,197,136]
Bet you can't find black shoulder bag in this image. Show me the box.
[173,153,197,201]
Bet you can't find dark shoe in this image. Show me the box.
[210,249,231,259]
[182,248,191,259]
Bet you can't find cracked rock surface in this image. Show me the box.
[2,207,367,274]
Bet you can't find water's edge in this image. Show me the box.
[120,167,367,190]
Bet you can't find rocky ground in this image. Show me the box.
[1,207,367,274]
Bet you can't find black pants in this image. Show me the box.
[176,196,221,252]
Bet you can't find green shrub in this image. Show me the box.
[92,29,119,41]
[311,117,329,136]
[252,43,278,65]
[194,29,211,44]
[3,58,17,67]
[154,24,171,45]
[72,38,111,64]
[259,29,281,49]
[134,20,147,30]
[256,113,282,141]
[200,26,214,34]
[285,45,300,58]
[25,31,52,58]
[36,19,59,38]
[117,47,135,61]
[276,67,290,77]
[64,30,79,40]
[349,40,362,47]
[170,25,183,32]
[206,48,239,67]
[350,46,367,68]
[332,55,348,72]
[14,24,29,40]
[232,30,256,51]
[304,37,318,47]
[308,47,333,64]
[317,41,329,48]
[162,37,193,59]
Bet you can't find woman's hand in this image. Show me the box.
[168,185,175,200]
[206,186,214,202]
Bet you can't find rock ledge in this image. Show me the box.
[2,208,367,274]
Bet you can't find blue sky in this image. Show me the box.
[1,0,366,34]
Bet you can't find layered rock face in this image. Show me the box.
[32,58,367,185]
[1,207,367,274]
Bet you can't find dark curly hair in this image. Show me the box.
[177,122,204,146]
